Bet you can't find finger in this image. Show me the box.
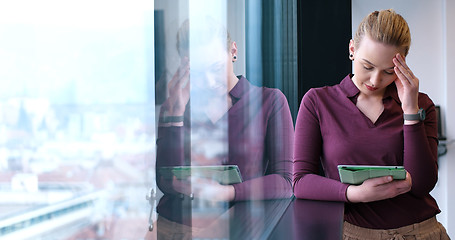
[182,76,191,98]
[178,58,190,80]
[180,56,189,64]
[395,182,411,193]
[168,60,190,89]
[393,182,412,195]
[394,64,414,88]
[168,69,190,98]
[176,66,190,89]
[394,65,409,84]
[190,176,211,185]
[393,54,417,83]
[395,53,406,65]
[394,75,404,89]
[405,171,412,187]
[395,53,410,72]
[168,66,184,89]
[172,176,191,195]
[365,175,393,186]
[391,172,412,192]
[406,171,412,181]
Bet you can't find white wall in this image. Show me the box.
[444,0,455,237]
[353,0,454,237]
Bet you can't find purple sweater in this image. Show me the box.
[156,76,294,201]
[294,74,440,229]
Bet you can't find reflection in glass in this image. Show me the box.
[154,0,294,239]
[0,0,296,239]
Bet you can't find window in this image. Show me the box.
[0,1,297,239]
[0,1,156,239]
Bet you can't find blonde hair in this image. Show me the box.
[177,17,232,58]
[354,9,411,56]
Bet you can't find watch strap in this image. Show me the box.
[403,108,425,121]
[403,113,420,121]
[159,116,184,123]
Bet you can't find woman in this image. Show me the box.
[156,18,294,202]
[151,18,294,239]
[293,9,450,239]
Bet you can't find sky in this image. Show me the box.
[0,1,155,104]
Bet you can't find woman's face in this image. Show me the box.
[350,35,404,98]
[190,38,234,97]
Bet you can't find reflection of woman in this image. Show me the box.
[293,10,450,239]
[156,18,294,203]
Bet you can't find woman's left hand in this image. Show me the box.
[346,171,412,203]
[393,53,419,115]
[172,176,235,202]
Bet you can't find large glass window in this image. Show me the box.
[0,0,297,239]
[0,1,156,239]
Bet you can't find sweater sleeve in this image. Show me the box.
[233,91,294,201]
[403,95,439,197]
[155,126,186,195]
[293,89,349,201]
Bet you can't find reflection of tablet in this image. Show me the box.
[338,165,406,185]
[159,165,243,185]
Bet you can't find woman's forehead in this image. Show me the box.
[357,36,401,66]
[189,40,227,69]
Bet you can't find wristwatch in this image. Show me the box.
[403,108,426,121]
[159,116,184,123]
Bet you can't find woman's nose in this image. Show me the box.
[370,72,381,86]
[206,74,217,88]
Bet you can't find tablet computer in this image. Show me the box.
[337,165,406,185]
[159,165,243,185]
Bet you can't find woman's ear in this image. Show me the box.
[349,39,355,60]
[349,40,355,55]
[231,41,238,60]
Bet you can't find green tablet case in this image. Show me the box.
[338,165,406,185]
[159,165,243,185]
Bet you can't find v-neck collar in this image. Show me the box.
[339,74,401,127]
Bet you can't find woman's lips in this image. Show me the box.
[365,84,378,91]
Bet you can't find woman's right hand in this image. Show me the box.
[162,57,190,116]
[346,172,412,203]
[172,176,235,202]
